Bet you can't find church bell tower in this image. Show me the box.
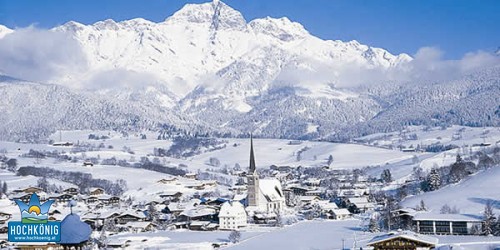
[247,135,260,207]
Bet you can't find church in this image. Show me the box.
[246,136,285,214]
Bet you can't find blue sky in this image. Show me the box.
[0,0,499,59]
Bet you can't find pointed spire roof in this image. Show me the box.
[249,134,256,174]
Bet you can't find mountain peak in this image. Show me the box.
[165,0,246,30]
[249,16,309,41]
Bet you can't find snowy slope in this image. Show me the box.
[401,167,500,215]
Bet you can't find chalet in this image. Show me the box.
[52,141,74,147]
[201,197,227,206]
[157,177,178,184]
[188,221,218,231]
[0,223,7,234]
[13,186,43,194]
[63,187,79,195]
[10,192,35,203]
[0,212,12,223]
[367,231,438,250]
[179,205,218,223]
[202,180,217,188]
[412,213,483,235]
[116,211,146,224]
[298,195,320,205]
[98,195,120,205]
[219,201,247,230]
[346,197,375,213]
[329,208,351,220]
[159,191,183,201]
[164,203,185,217]
[82,161,94,167]
[48,193,73,203]
[122,221,156,233]
[184,172,197,180]
[289,186,311,196]
[81,195,99,204]
[89,187,104,196]
[107,239,131,248]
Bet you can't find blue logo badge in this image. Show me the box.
[8,193,61,242]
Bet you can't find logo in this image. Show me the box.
[8,193,61,242]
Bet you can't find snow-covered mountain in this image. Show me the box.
[0,1,498,141]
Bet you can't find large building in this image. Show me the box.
[219,201,247,230]
[246,136,285,214]
[412,213,483,235]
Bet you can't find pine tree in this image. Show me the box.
[2,181,8,194]
[427,168,441,191]
[482,202,496,236]
[381,169,392,183]
[228,230,241,243]
[418,200,427,211]
[440,204,451,214]
[369,217,380,232]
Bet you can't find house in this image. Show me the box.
[48,193,73,203]
[412,213,483,235]
[63,187,79,195]
[346,196,375,213]
[0,223,7,233]
[367,230,438,250]
[116,211,146,224]
[184,172,197,179]
[10,192,35,203]
[219,201,247,230]
[89,187,104,196]
[0,212,12,223]
[98,195,120,205]
[83,161,94,167]
[159,191,183,202]
[179,205,218,223]
[329,208,351,220]
[188,221,218,231]
[52,142,74,146]
[122,221,157,233]
[298,195,320,205]
[157,177,178,184]
[81,195,99,204]
[107,239,131,248]
[13,187,43,194]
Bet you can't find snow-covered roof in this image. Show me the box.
[316,201,338,210]
[123,221,155,229]
[259,179,285,202]
[219,201,246,218]
[180,205,217,218]
[368,231,438,246]
[332,208,350,216]
[412,212,482,222]
[118,210,146,219]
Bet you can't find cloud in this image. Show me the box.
[402,47,500,82]
[0,26,88,83]
[275,46,500,91]
[81,69,164,90]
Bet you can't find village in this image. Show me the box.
[0,127,499,249]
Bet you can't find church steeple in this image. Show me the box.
[247,134,260,207]
[249,134,256,174]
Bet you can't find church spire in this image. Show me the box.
[249,134,256,174]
